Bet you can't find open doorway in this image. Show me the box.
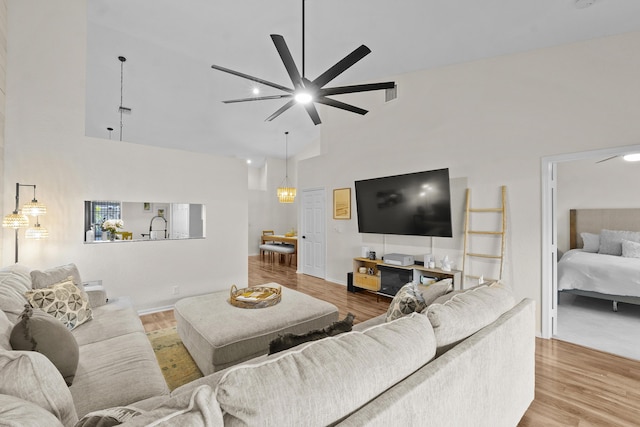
[541,144,640,359]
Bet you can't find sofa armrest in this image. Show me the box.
[83,284,108,308]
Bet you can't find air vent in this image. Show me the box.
[385,84,397,102]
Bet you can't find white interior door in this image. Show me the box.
[301,188,326,279]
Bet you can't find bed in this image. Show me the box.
[557,208,640,311]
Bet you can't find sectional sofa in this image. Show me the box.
[0,263,535,426]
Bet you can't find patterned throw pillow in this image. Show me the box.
[25,277,92,330]
[386,282,427,322]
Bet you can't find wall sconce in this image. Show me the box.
[2,183,48,263]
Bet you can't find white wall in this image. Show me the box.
[557,157,640,254]
[298,31,640,332]
[248,157,297,256]
[3,0,248,311]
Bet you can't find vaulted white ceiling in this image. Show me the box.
[85,0,640,164]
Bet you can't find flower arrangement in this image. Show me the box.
[101,219,124,234]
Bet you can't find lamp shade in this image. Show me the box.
[25,223,48,240]
[22,200,47,216]
[2,212,29,229]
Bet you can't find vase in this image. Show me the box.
[109,231,116,241]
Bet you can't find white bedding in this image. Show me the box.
[557,249,640,297]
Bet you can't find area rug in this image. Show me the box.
[146,326,203,390]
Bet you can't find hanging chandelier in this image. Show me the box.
[277,131,296,203]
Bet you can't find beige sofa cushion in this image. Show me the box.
[70,331,170,418]
[0,310,12,351]
[215,312,436,426]
[0,394,65,427]
[425,282,515,350]
[0,350,78,427]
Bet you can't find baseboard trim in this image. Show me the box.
[137,305,174,316]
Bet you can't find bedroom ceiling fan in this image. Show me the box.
[596,153,640,163]
[210,0,395,125]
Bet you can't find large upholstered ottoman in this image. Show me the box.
[174,284,339,375]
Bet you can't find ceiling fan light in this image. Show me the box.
[623,153,640,162]
[294,92,313,104]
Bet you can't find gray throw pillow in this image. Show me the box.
[10,304,80,386]
[580,232,600,253]
[418,278,453,305]
[30,263,82,289]
[386,282,427,322]
[598,229,640,256]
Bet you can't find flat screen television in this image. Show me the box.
[354,168,453,237]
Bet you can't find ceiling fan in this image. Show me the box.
[596,153,640,163]
[210,1,395,126]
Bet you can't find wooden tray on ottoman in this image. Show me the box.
[229,284,282,309]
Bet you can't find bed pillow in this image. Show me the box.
[598,230,640,256]
[622,239,640,259]
[580,232,600,253]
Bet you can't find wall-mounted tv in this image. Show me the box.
[354,168,453,237]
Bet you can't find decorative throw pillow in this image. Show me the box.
[418,278,453,306]
[25,277,93,330]
[30,263,82,289]
[598,229,640,256]
[268,312,355,355]
[10,304,80,385]
[73,406,144,427]
[622,239,640,259]
[580,232,600,253]
[385,282,427,322]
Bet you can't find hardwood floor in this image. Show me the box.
[141,255,640,426]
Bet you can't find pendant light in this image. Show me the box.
[277,131,296,203]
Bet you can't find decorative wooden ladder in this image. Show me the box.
[462,186,507,287]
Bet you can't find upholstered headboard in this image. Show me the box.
[569,208,640,249]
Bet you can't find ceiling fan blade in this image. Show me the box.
[316,96,368,115]
[596,156,618,164]
[211,64,292,93]
[312,45,371,88]
[222,94,292,104]
[304,103,322,125]
[321,82,395,96]
[265,99,297,122]
[271,35,304,90]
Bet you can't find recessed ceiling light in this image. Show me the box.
[294,92,312,104]
[623,153,640,162]
[246,159,252,164]
[252,87,260,95]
